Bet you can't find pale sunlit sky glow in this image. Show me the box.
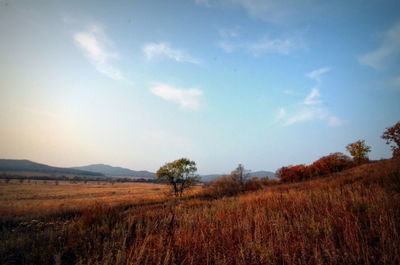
[0,0,399,174]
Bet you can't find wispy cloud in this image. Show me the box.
[143,42,199,64]
[275,107,287,120]
[282,107,343,127]
[73,25,125,81]
[283,108,319,126]
[303,67,330,105]
[358,21,400,70]
[276,67,343,127]
[196,0,315,24]
[306,67,331,81]
[150,83,203,110]
[303,88,321,105]
[218,35,306,56]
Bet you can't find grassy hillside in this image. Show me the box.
[0,158,399,265]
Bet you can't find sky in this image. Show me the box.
[0,0,399,174]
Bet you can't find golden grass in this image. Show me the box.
[0,158,399,265]
[0,180,173,218]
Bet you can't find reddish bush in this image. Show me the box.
[276,164,308,183]
[307,152,353,178]
[277,153,354,183]
[382,121,400,157]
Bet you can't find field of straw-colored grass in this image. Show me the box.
[0,158,399,265]
[0,180,171,218]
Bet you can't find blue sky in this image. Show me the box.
[0,0,399,174]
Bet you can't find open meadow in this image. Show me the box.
[1,158,399,265]
[0,180,180,220]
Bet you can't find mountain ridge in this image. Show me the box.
[0,159,276,181]
[0,159,103,176]
[72,164,156,178]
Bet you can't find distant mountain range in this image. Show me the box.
[72,164,156,178]
[0,159,104,176]
[0,159,276,181]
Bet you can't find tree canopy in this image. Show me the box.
[346,140,371,164]
[156,158,199,196]
[382,121,400,157]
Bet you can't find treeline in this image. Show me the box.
[0,173,160,184]
[204,164,278,198]
[277,121,400,183]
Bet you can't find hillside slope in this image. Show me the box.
[0,159,103,176]
[72,164,156,178]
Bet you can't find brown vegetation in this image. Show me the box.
[0,181,174,221]
[1,158,399,265]
[277,152,354,183]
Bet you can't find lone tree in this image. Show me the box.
[346,140,371,164]
[231,164,250,185]
[381,121,400,158]
[156,158,199,197]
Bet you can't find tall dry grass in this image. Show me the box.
[0,158,399,265]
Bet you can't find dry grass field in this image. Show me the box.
[0,158,399,265]
[0,180,175,220]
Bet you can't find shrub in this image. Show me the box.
[276,164,308,183]
[307,152,353,178]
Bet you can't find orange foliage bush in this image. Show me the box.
[277,152,353,183]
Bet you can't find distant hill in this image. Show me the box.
[0,159,103,176]
[72,164,156,178]
[201,170,276,183]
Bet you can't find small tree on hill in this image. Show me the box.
[346,140,371,164]
[156,158,199,197]
[382,121,400,158]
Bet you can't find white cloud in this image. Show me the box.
[358,21,400,70]
[284,108,319,126]
[276,107,286,120]
[247,37,302,55]
[73,25,124,81]
[150,83,202,110]
[196,0,315,24]
[327,116,344,127]
[303,67,330,105]
[283,107,343,127]
[277,67,343,127]
[143,42,199,64]
[218,35,305,56]
[306,67,331,81]
[218,41,237,53]
[303,88,321,105]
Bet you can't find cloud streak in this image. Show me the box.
[276,67,343,127]
[143,42,199,64]
[303,67,330,105]
[73,25,124,81]
[150,83,202,110]
[196,0,315,24]
[358,21,400,70]
[218,34,306,56]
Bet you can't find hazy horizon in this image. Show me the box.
[1,0,399,174]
